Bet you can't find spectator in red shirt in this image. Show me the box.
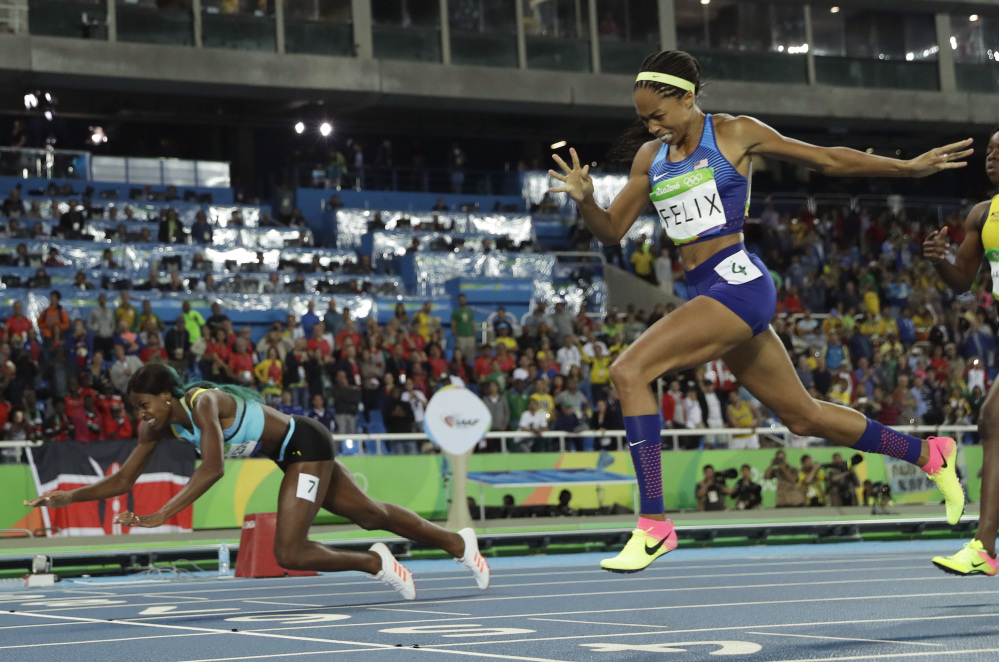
[400,327,425,360]
[450,347,473,383]
[307,324,333,359]
[473,344,493,380]
[409,363,431,398]
[336,319,362,355]
[876,387,901,426]
[4,300,33,345]
[781,285,806,315]
[494,343,516,373]
[228,337,256,386]
[98,387,133,440]
[425,343,448,379]
[139,332,167,363]
[77,394,104,443]
[928,344,949,383]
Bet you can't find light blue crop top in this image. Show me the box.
[647,114,751,246]
[170,388,266,458]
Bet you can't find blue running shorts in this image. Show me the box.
[683,242,776,336]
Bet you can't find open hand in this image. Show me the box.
[24,491,73,509]
[113,510,166,528]
[906,138,973,177]
[923,227,951,262]
[548,148,594,203]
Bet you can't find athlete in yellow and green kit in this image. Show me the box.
[924,126,999,576]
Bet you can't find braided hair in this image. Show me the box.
[634,50,703,99]
[607,50,705,164]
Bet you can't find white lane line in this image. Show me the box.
[0,632,220,649]
[1,609,575,662]
[245,591,999,635]
[92,557,926,600]
[369,607,472,616]
[243,600,325,608]
[175,649,572,662]
[422,606,999,649]
[746,631,943,647]
[771,649,999,662]
[175,649,401,662]
[96,572,962,623]
[530,618,665,629]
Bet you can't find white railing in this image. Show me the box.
[325,424,979,455]
[1,424,979,459]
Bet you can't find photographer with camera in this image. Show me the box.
[695,464,732,512]
[764,450,804,507]
[730,464,762,510]
[798,455,826,507]
[824,452,861,506]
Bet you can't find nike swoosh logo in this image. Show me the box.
[629,439,645,447]
[645,534,671,555]
[652,172,669,181]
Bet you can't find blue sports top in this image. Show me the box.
[647,114,750,246]
[170,388,266,458]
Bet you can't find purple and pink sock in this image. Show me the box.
[624,414,672,532]
[851,418,925,467]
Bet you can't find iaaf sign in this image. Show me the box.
[424,386,493,454]
[444,415,481,428]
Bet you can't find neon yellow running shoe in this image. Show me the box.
[923,436,965,525]
[600,524,677,574]
[933,539,998,577]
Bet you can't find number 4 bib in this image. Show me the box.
[650,167,726,244]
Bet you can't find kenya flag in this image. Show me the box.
[26,439,197,536]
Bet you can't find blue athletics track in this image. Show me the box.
[2,539,998,662]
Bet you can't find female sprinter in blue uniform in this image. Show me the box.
[923,127,999,576]
[23,364,490,600]
[549,50,971,573]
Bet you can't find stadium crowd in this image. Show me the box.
[0,187,994,460]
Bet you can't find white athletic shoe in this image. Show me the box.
[456,527,491,590]
[370,542,416,600]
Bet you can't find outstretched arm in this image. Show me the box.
[549,144,657,245]
[114,393,226,528]
[24,424,158,509]
[726,115,972,178]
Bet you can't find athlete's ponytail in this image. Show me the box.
[127,363,264,404]
[606,50,705,165]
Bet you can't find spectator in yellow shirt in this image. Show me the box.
[412,301,440,341]
[583,343,613,401]
[115,291,139,333]
[529,378,555,416]
[630,240,657,285]
[494,323,519,351]
[862,283,880,315]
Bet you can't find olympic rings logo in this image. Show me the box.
[682,173,704,187]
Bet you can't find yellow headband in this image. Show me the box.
[635,72,695,92]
